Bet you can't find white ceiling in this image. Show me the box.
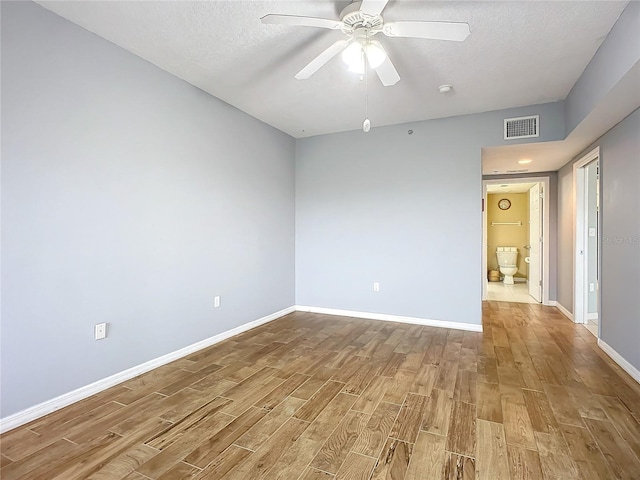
[37,0,628,140]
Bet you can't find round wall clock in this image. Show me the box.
[498,198,511,210]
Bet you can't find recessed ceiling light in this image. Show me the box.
[518,159,533,164]
[438,84,452,93]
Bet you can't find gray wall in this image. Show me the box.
[565,2,640,133]
[1,2,295,417]
[483,171,558,302]
[557,161,575,311]
[296,103,564,326]
[557,108,640,371]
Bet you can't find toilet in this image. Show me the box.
[496,247,518,285]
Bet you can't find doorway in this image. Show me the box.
[574,147,600,336]
[482,177,551,304]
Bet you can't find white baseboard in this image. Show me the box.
[546,300,557,307]
[598,339,640,385]
[295,305,483,332]
[0,306,295,434]
[555,302,574,321]
[587,312,599,321]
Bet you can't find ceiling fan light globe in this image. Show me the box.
[365,41,386,68]
[342,42,363,69]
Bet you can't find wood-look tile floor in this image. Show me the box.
[2,301,640,479]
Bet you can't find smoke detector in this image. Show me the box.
[438,84,452,93]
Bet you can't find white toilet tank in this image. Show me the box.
[496,247,518,266]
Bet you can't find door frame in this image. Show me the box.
[482,176,551,304]
[573,147,600,328]
[528,183,543,303]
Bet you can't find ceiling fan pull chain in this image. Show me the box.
[365,45,368,120]
[363,29,371,133]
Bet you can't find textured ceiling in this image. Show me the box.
[37,1,627,139]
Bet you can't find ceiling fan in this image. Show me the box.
[261,0,470,86]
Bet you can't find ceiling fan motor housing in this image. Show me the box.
[340,2,383,34]
[261,0,469,87]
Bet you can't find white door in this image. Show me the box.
[528,184,543,302]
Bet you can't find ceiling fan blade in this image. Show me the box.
[261,14,344,30]
[383,21,471,41]
[295,40,351,80]
[370,48,400,86]
[360,0,389,17]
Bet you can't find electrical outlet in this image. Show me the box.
[214,296,221,308]
[373,282,380,292]
[95,323,107,340]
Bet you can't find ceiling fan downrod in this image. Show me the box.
[363,31,371,133]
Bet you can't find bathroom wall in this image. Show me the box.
[487,193,530,278]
